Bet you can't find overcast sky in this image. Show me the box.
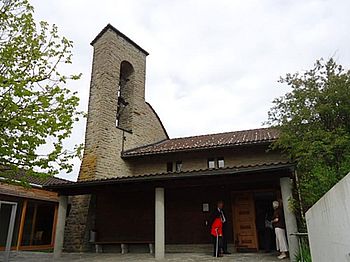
[30,0,350,181]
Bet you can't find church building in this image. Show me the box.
[47,24,299,260]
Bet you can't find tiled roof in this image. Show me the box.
[123,127,279,157]
[0,171,71,187]
[20,175,70,187]
[45,161,293,190]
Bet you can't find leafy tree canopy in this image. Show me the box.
[267,58,350,208]
[0,0,82,181]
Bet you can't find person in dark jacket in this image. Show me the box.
[211,213,223,257]
[210,200,231,254]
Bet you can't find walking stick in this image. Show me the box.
[215,228,219,258]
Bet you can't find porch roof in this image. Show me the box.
[45,161,294,192]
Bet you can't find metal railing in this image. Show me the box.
[290,232,309,262]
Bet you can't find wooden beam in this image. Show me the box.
[51,204,58,246]
[18,244,53,251]
[0,182,59,202]
[0,244,53,251]
[16,199,28,250]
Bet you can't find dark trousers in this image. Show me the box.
[264,227,273,252]
[212,236,223,257]
[222,222,229,252]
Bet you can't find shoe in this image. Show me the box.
[278,254,287,260]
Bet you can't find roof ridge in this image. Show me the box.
[165,127,275,141]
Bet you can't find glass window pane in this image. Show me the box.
[208,159,215,169]
[175,161,182,172]
[0,200,22,248]
[34,204,55,245]
[217,158,225,168]
[21,202,36,246]
[21,202,55,246]
[166,162,173,172]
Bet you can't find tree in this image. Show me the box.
[0,0,82,181]
[267,58,350,209]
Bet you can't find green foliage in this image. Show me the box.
[287,196,298,213]
[0,0,83,180]
[267,58,350,209]
[294,241,312,262]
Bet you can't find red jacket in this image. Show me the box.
[211,218,223,237]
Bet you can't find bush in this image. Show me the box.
[294,241,312,262]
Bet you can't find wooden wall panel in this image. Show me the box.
[165,186,233,244]
[95,189,154,242]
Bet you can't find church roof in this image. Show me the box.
[123,127,279,157]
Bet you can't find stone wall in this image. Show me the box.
[64,195,95,252]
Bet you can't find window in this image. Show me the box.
[217,157,225,168]
[175,161,182,172]
[208,157,224,169]
[166,162,173,172]
[208,158,215,169]
[167,161,182,172]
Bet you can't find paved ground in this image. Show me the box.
[0,251,290,262]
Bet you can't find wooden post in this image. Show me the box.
[16,199,28,250]
[51,204,59,246]
[29,203,38,246]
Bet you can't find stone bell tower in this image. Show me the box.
[79,24,168,181]
[64,24,168,252]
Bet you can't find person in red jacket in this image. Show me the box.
[211,214,223,257]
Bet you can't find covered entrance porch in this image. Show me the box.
[47,162,298,260]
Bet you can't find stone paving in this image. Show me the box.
[0,251,290,262]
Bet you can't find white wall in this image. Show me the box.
[306,172,350,262]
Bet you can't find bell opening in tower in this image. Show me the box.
[116,61,134,131]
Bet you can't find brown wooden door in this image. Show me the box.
[232,192,258,251]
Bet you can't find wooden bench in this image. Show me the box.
[94,241,155,254]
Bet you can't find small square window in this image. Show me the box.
[166,162,173,172]
[208,158,215,169]
[217,158,225,168]
[175,161,182,172]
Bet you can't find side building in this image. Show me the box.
[0,174,68,251]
